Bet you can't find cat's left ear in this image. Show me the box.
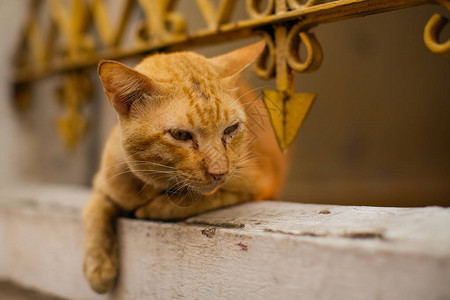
[209,40,265,78]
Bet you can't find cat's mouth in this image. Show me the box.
[131,163,227,196]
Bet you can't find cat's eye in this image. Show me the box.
[224,123,239,135]
[169,129,193,141]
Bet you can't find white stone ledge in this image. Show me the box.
[0,184,449,300]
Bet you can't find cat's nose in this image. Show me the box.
[208,172,226,182]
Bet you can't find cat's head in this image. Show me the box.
[98,41,265,195]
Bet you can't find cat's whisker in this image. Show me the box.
[236,156,258,167]
[171,174,195,192]
[237,153,258,162]
[138,173,156,195]
[187,187,198,206]
[107,169,136,181]
[235,167,255,174]
[235,166,256,173]
[238,151,260,160]
[99,161,135,173]
[138,170,178,176]
[127,160,177,170]
[240,99,267,110]
[233,86,264,104]
[237,158,258,167]
[127,152,143,158]
[109,168,168,182]
[169,178,190,193]
[166,178,193,203]
[173,183,192,204]
[108,167,178,187]
[164,173,190,192]
[231,173,251,186]
[100,153,149,170]
[100,159,177,175]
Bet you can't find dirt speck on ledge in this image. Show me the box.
[201,227,216,238]
[236,242,248,251]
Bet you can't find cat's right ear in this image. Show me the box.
[208,40,266,78]
[98,60,154,116]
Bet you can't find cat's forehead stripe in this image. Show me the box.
[224,109,229,122]
[193,81,208,102]
[193,103,208,126]
[215,103,221,120]
[144,53,239,128]
[181,85,196,107]
[207,106,215,124]
[186,113,194,126]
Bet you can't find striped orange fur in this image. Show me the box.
[82,41,291,293]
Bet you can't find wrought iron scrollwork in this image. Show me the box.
[253,22,323,150]
[286,24,323,73]
[424,0,450,57]
[254,31,276,79]
[246,0,275,19]
[286,0,324,10]
[12,0,450,150]
[55,72,92,151]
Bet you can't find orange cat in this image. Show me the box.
[83,41,290,293]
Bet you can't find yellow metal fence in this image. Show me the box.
[13,0,450,150]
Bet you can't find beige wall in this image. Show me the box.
[1,1,449,206]
[0,1,99,185]
[0,0,26,184]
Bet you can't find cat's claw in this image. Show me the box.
[83,250,117,293]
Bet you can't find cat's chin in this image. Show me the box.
[192,182,223,196]
[201,186,221,196]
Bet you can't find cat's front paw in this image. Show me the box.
[83,249,117,293]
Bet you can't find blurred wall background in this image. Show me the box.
[0,1,449,206]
